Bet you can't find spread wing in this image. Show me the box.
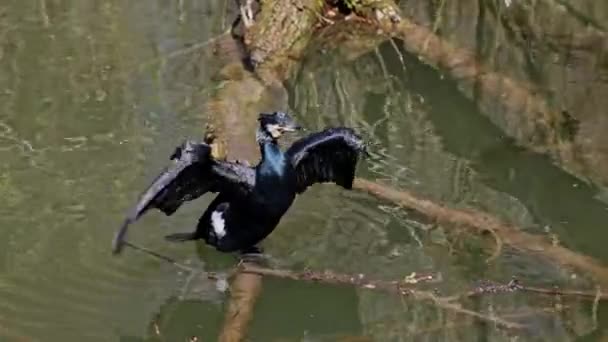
[112,140,255,254]
[285,127,366,194]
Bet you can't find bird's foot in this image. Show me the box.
[165,232,196,242]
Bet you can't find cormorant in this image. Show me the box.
[112,111,367,255]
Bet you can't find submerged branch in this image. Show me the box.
[234,264,523,329]
[522,285,607,301]
[125,240,608,305]
[236,264,608,330]
[126,237,607,334]
[353,179,608,287]
[218,270,263,342]
[238,263,440,293]
[237,263,608,303]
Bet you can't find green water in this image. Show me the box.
[1,1,608,341]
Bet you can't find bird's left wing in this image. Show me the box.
[112,140,255,254]
[285,127,367,194]
[211,160,256,196]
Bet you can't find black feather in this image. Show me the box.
[286,127,366,193]
[112,140,255,254]
[112,113,366,256]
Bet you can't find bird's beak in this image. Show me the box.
[284,125,303,132]
[280,122,303,132]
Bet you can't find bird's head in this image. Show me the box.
[258,111,302,139]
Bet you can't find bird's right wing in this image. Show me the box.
[111,140,255,254]
[286,127,367,194]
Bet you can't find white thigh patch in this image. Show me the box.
[211,210,226,238]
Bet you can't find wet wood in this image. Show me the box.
[218,271,263,342]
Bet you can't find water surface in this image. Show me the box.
[1,1,608,341]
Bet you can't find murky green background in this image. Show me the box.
[1,1,608,341]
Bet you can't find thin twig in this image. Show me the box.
[445,279,608,304]
[592,286,601,331]
[443,279,523,302]
[123,240,199,274]
[238,264,522,330]
[238,263,439,291]
[122,239,608,332]
[521,285,608,301]
[135,30,231,73]
[388,38,407,72]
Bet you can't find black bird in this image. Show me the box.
[112,112,367,255]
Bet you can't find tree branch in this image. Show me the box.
[125,237,607,335]
[353,178,608,287]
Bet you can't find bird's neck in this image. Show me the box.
[257,128,285,176]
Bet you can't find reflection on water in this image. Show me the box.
[377,43,608,262]
[1,0,607,341]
